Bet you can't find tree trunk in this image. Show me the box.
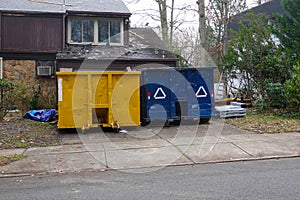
[169,0,175,47]
[222,0,229,95]
[223,0,229,55]
[198,0,207,50]
[156,0,169,46]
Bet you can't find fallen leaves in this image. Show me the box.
[226,112,300,134]
[0,119,61,149]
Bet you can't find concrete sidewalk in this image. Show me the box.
[1,121,300,176]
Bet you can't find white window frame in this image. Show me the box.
[68,17,96,45]
[67,17,124,46]
[97,19,124,46]
[0,57,3,79]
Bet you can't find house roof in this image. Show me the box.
[129,28,167,51]
[228,0,288,31]
[56,27,177,61]
[0,0,131,15]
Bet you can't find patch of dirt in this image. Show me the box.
[226,113,300,134]
[0,118,61,149]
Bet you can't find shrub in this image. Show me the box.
[0,79,15,119]
[285,62,300,111]
[265,82,287,109]
[30,85,41,110]
[14,82,32,116]
[0,80,46,119]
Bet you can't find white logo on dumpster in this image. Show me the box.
[195,86,207,98]
[154,87,166,99]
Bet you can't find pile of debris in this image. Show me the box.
[215,100,250,118]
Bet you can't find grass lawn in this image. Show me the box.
[0,154,28,166]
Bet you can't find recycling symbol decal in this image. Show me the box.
[195,86,207,98]
[154,87,167,100]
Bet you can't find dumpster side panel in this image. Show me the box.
[191,67,215,118]
[140,69,173,124]
[57,73,89,128]
[112,74,141,126]
[92,72,141,127]
[176,67,215,120]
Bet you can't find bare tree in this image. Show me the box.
[205,0,247,63]
[172,26,216,67]
[154,0,196,47]
[125,0,195,47]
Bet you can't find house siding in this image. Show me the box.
[1,14,63,52]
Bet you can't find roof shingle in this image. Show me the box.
[228,0,288,31]
[0,0,131,15]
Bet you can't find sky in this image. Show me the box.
[124,0,266,28]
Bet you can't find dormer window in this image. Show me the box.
[71,19,94,43]
[68,17,123,45]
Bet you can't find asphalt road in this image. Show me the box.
[1,158,300,200]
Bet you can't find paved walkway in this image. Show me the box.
[1,121,300,176]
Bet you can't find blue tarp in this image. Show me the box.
[24,109,57,122]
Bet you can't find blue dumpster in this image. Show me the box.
[140,67,215,126]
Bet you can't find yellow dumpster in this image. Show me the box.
[56,72,141,131]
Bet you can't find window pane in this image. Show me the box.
[110,21,121,43]
[98,21,109,43]
[82,20,94,42]
[71,19,82,42]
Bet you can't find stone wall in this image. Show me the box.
[3,60,56,108]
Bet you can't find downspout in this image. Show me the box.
[55,12,66,109]
[62,13,66,51]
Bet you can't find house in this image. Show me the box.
[0,0,177,106]
[228,0,288,32]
